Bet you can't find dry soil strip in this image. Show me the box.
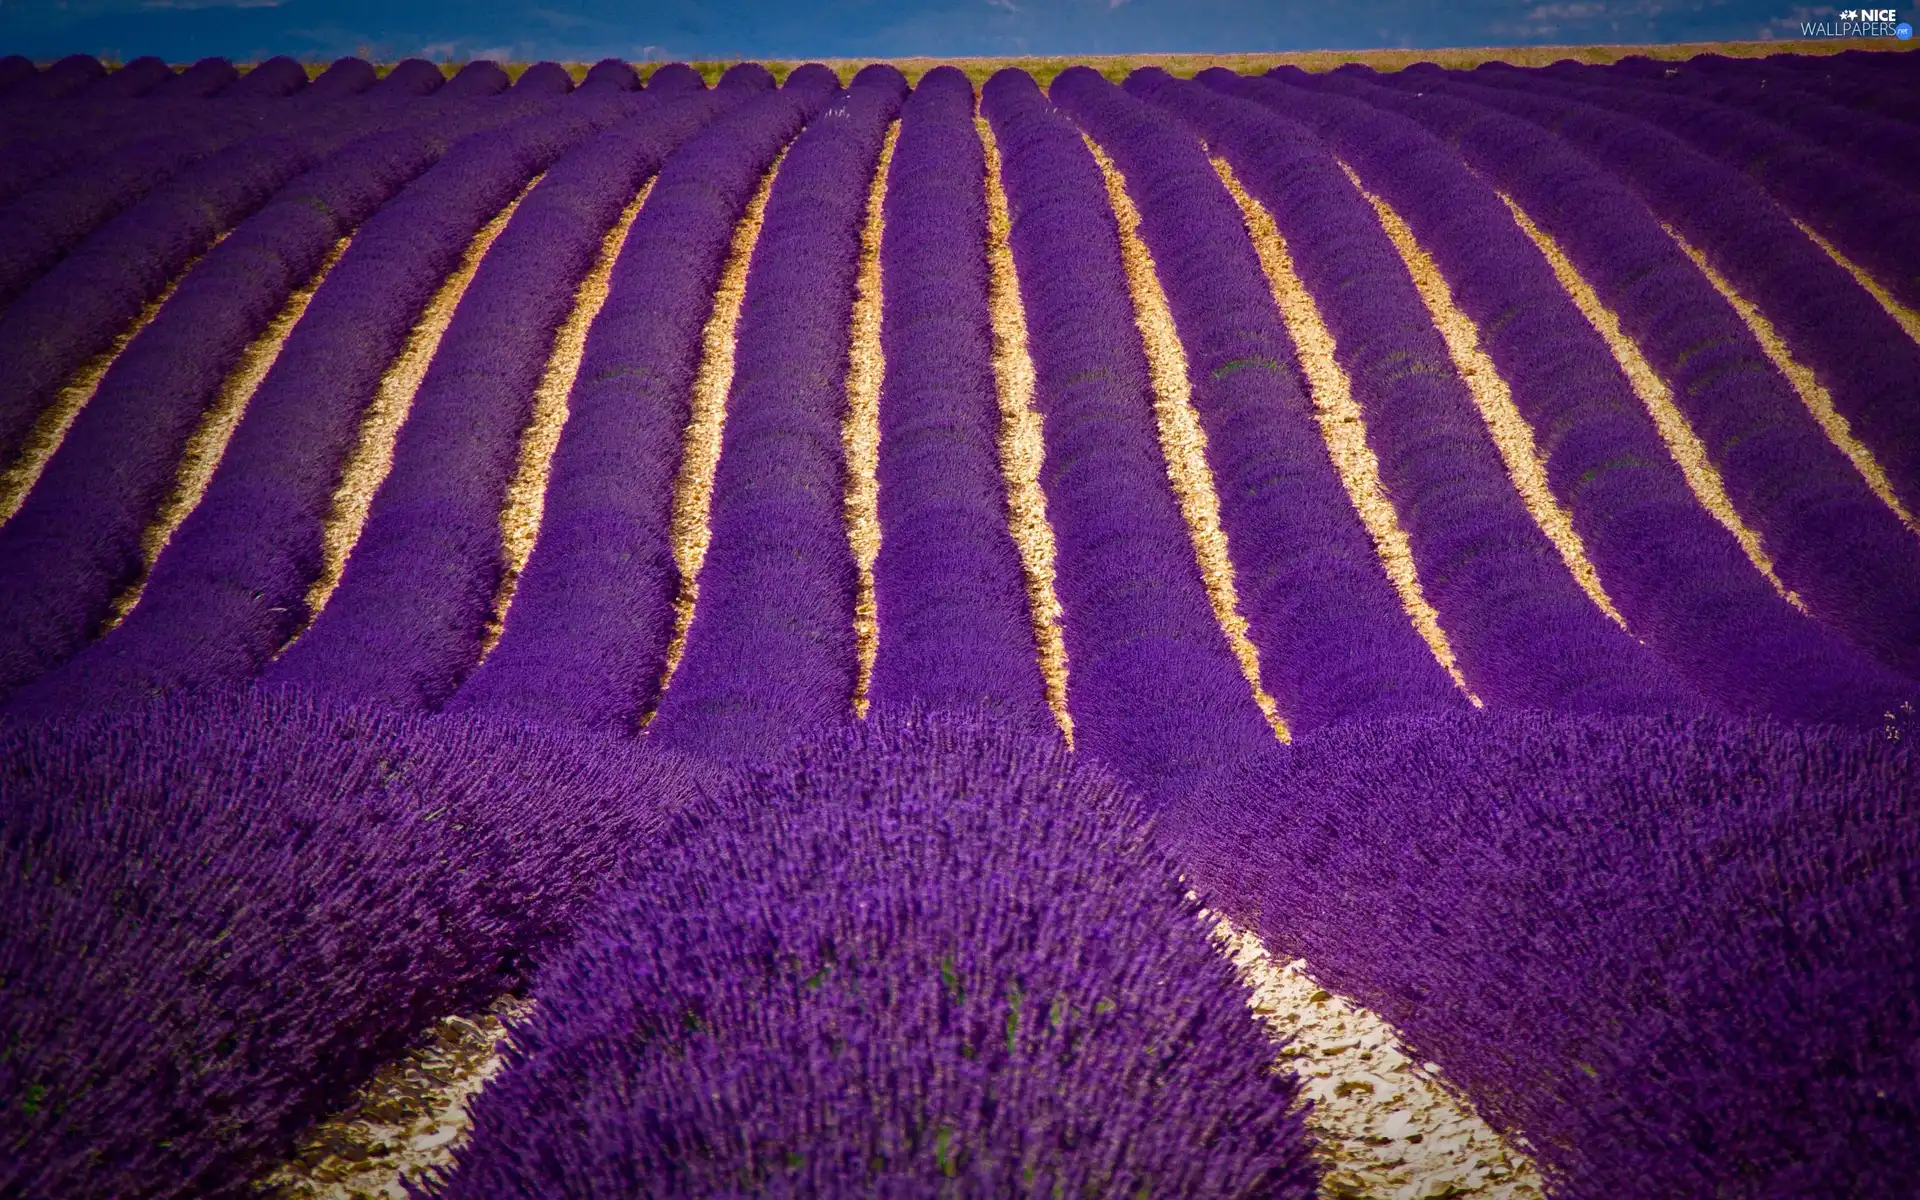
[1088,134,1290,744]
[257,995,532,1199]
[1673,222,1919,539]
[1501,195,1810,610]
[475,178,658,666]
[290,178,539,644]
[1202,907,1547,1200]
[1217,157,1481,708]
[979,116,1075,745]
[101,237,354,633]
[0,234,228,528]
[1342,160,1634,635]
[650,149,787,709]
[1793,218,1920,351]
[844,121,898,719]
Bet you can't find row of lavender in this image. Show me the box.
[7,42,1912,879]
[2,51,1916,1197]
[2,51,1915,737]
[0,63,1329,1197]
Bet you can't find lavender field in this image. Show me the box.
[0,47,1916,1199]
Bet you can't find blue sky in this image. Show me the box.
[0,0,1878,64]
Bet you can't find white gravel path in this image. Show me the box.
[257,995,531,1199]
[1204,909,1545,1200]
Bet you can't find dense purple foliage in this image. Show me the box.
[644,62,707,95]
[1454,64,1920,314]
[1534,57,1920,197]
[0,85,610,701]
[1711,55,1920,127]
[0,55,360,301]
[266,94,734,709]
[0,124,231,308]
[165,55,240,97]
[1179,70,1700,717]
[0,686,708,1200]
[7,54,105,102]
[0,61,509,469]
[230,56,308,98]
[94,56,173,97]
[1167,710,1919,1198]
[1213,69,1912,724]
[441,712,1316,1198]
[980,69,1274,801]
[0,56,190,150]
[726,60,785,91]
[648,68,909,760]
[1055,69,1465,732]
[582,57,640,90]
[390,56,467,96]
[7,93,631,720]
[864,66,1053,726]
[1420,73,1920,553]
[305,57,381,98]
[0,55,33,92]
[2,52,1916,1198]
[448,79,839,733]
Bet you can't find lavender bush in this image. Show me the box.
[644,62,709,95]
[1459,64,1920,316]
[1432,72,1920,555]
[229,55,308,98]
[448,72,839,732]
[7,90,625,719]
[0,54,34,93]
[649,66,910,760]
[1538,57,1920,195]
[0,685,709,1200]
[581,57,641,90]
[1167,709,1918,1198]
[4,53,106,102]
[1228,69,1913,724]
[266,92,733,709]
[0,79,619,699]
[865,65,1054,726]
[0,56,171,153]
[980,68,1274,802]
[440,711,1317,1198]
[0,55,384,305]
[0,59,509,469]
[1054,67,1466,732]
[1184,69,1701,717]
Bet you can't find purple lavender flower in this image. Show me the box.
[265,93,736,710]
[440,711,1316,1198]
[1167,708,1918,1198]
[7,91,632,720]
[979,68,1274,802]
[447,79,839,733]
[1185,69,1702,717]
[1053,67,1465,732]
[864,65,1054,727]
[0,55,35,93]
[647,68,910,761]
[1426,72,1920,600]
[0,58,518,469]
[1192,69,1911,724]
[0,685,711,1200]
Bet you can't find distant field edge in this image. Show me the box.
[813,38,1915,87]
[28,38,1901,87]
